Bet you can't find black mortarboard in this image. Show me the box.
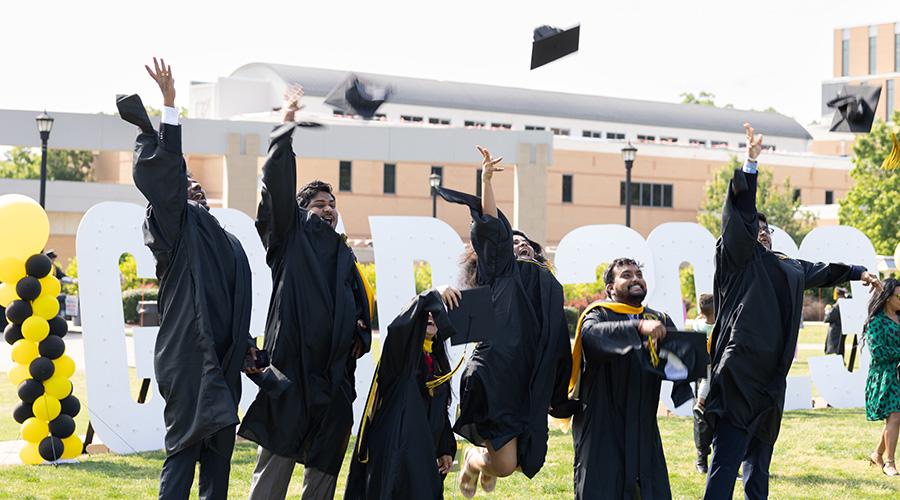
[531,25,580,70]
[445,286,496,345]
[827,84,882,133]
[323,73,392,119]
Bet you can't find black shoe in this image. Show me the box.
[695,452,708,474]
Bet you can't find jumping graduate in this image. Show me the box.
[702,124,882,500]
[238,88,373,500]
[121,58,258,500]
[437,146,571,498]
[345,289,460,500]
[566,257,676,500]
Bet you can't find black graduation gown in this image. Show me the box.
[345,290,457,500]
[824,302,844,355]
[707,168,862,445]
[572,304,675,500]
[438,187,571,479]
[238,122,372,476]
[119,94,253,456]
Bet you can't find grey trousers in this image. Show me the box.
[247,447,337,500]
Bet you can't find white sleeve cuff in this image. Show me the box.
[742,160,758,174]
[161,106,180,126]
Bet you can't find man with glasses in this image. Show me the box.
[702,124,882,500]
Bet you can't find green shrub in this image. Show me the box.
[122,287,159,324]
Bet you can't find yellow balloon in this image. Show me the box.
[7,362,29,386]
[43,376,72,399]
[0,194,49,261]
[21,417,49,444]
[0,282,20,307]
[53,355,76,380]
[61,434,82,459]
[31,295,59,320]
[21,316,49,342]
[32,395,61,422]
[19,441,43,465]
[0,257,26,284]
[10,339,39,365]
[38,275,61,298]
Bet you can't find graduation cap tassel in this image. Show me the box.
[880,131,900,171]
[647,336,660,368]
[426,347,466,397]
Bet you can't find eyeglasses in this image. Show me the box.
[758,226,774,236]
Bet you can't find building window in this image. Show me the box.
[870,26,878,75]
[842,29,851,76]
[637,134,655,142]
[619,182,673,208]
[525,125,545,131]
[660,136,678,143]
[888,80,895,120]
[825,190,834,205]
[464,120,485,127]
[428,117,450,125]
[606,132,625,140]
[491,123,512,130]
[583,130,602,138]
[551,128,570,136]
[793,188,801,202]
[374,113,386,120]
[383,163,396,194]
[562,174,573,203]
[339,161,352,192]
[689,139,706,146]
[711,140,727,147]
[431,166,443,187]
[401,115,423,123]
[476,169,483,197]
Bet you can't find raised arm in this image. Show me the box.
[477,146,503,218]
[257,86,304,245]
[718,124,764,269]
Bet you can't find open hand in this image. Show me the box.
[436,284,462,310]
[477,146,503,182]
[145,57,175,108]
[860,271,883,293]
[281,84,305,123]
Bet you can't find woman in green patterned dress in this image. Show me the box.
[865,277,900,476]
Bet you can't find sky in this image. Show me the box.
[2,0,899,127]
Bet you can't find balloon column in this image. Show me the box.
[0,194,81,464]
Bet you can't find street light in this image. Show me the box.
[35,111,55,208]
[429,173,441,218]
[621,142,637,228]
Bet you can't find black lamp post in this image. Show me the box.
[35,111,55,208]
[429,173,441,218]
[621,142,637,228]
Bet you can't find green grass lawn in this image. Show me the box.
[3,325,896,499]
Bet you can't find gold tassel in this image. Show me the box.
[881,131,900,171]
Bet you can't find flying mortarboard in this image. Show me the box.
[324,73,392,119]
[445,286,496,345]
[530,24,580,70]
[827,84,882,133]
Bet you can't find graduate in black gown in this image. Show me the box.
[703,124,882,500]
[120,58,259,500]
[345,289,459,500]
[438,146,571,498]
[238,87,373,500]
[565,258,675,500]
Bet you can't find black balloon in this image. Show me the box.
[12,401,34,424]
[38,435,64,462]
[49,414,76,438]
[29,356,55,381]
[59,395,80,417]
[25,254,52,279]
[17,378,44,403]
[6,300,32,324]
[38,335,65,359]
[15,276,42,302]
[4,323,23,345]
[48,316,67,338]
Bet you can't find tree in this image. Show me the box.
[681,91,733,109]
[0,147,95,181]
[838,111,900,255]
[144,105,189,118]
[698,155,817,244]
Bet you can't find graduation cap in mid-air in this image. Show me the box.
[530,24,580,70]
[324,73,392,119]
[827,84,882,133]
